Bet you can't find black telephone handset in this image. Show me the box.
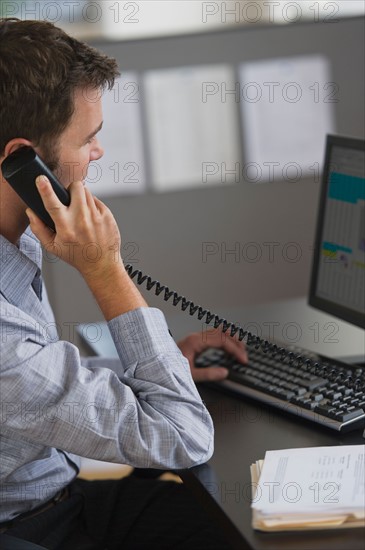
[1,146,70,232]
[2,146,362,393]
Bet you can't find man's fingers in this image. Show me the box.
[192,365,229,383]
[84,186,98,213]
[35,176,66,217]
[67,179,88,205]
[221,336,248,363]
[25,208,55,245]
[93,194,109,214]
[202,329,248,363]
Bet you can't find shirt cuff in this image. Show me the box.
[107,307,178,367]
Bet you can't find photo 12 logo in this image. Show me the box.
[0,1,141,25]
[201,2,341,25]
[201,80,340,105]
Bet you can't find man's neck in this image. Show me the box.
[0,177,28,244]
[0,224,27,246]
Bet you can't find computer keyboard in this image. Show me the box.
[195,346,365,432]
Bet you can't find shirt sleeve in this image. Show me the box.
[0,303,214,469]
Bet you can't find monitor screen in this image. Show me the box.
[309,135,365,329]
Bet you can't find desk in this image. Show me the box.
[78,297,365,549]
[179,384,365,550]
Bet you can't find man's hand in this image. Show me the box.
[177,329,248,382]
[26,175,122,280]
[26,175,147,320]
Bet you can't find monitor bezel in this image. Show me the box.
[308,134,365,329]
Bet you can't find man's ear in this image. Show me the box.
[4,138,34,158]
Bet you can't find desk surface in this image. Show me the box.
[180,385,365,550]
[78,297,365,549]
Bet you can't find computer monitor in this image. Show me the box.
[309,134,365,330]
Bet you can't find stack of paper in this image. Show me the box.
[250,444,365,531]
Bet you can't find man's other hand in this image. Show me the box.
[177,329,248,383]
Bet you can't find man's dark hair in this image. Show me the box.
[0,18,120,162]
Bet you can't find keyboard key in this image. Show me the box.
[302,401,318,410]
[332,409,365,423]
[303,378,327,391]
[314,405,336,417]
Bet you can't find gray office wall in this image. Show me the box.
[43,17,365,346]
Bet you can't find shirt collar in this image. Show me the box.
[0,227,43,303]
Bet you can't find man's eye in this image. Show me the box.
[86,135,96,145]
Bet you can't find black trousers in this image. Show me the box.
[6,476,232,549]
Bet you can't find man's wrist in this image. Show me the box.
[82,256,125,286]
[83,261,148,321]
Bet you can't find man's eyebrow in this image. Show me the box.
[84,121,103,143]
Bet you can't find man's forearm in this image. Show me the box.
[84,262,148,321]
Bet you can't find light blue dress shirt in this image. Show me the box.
[0,229,214,522]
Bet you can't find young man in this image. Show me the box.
[0,18,247,549]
